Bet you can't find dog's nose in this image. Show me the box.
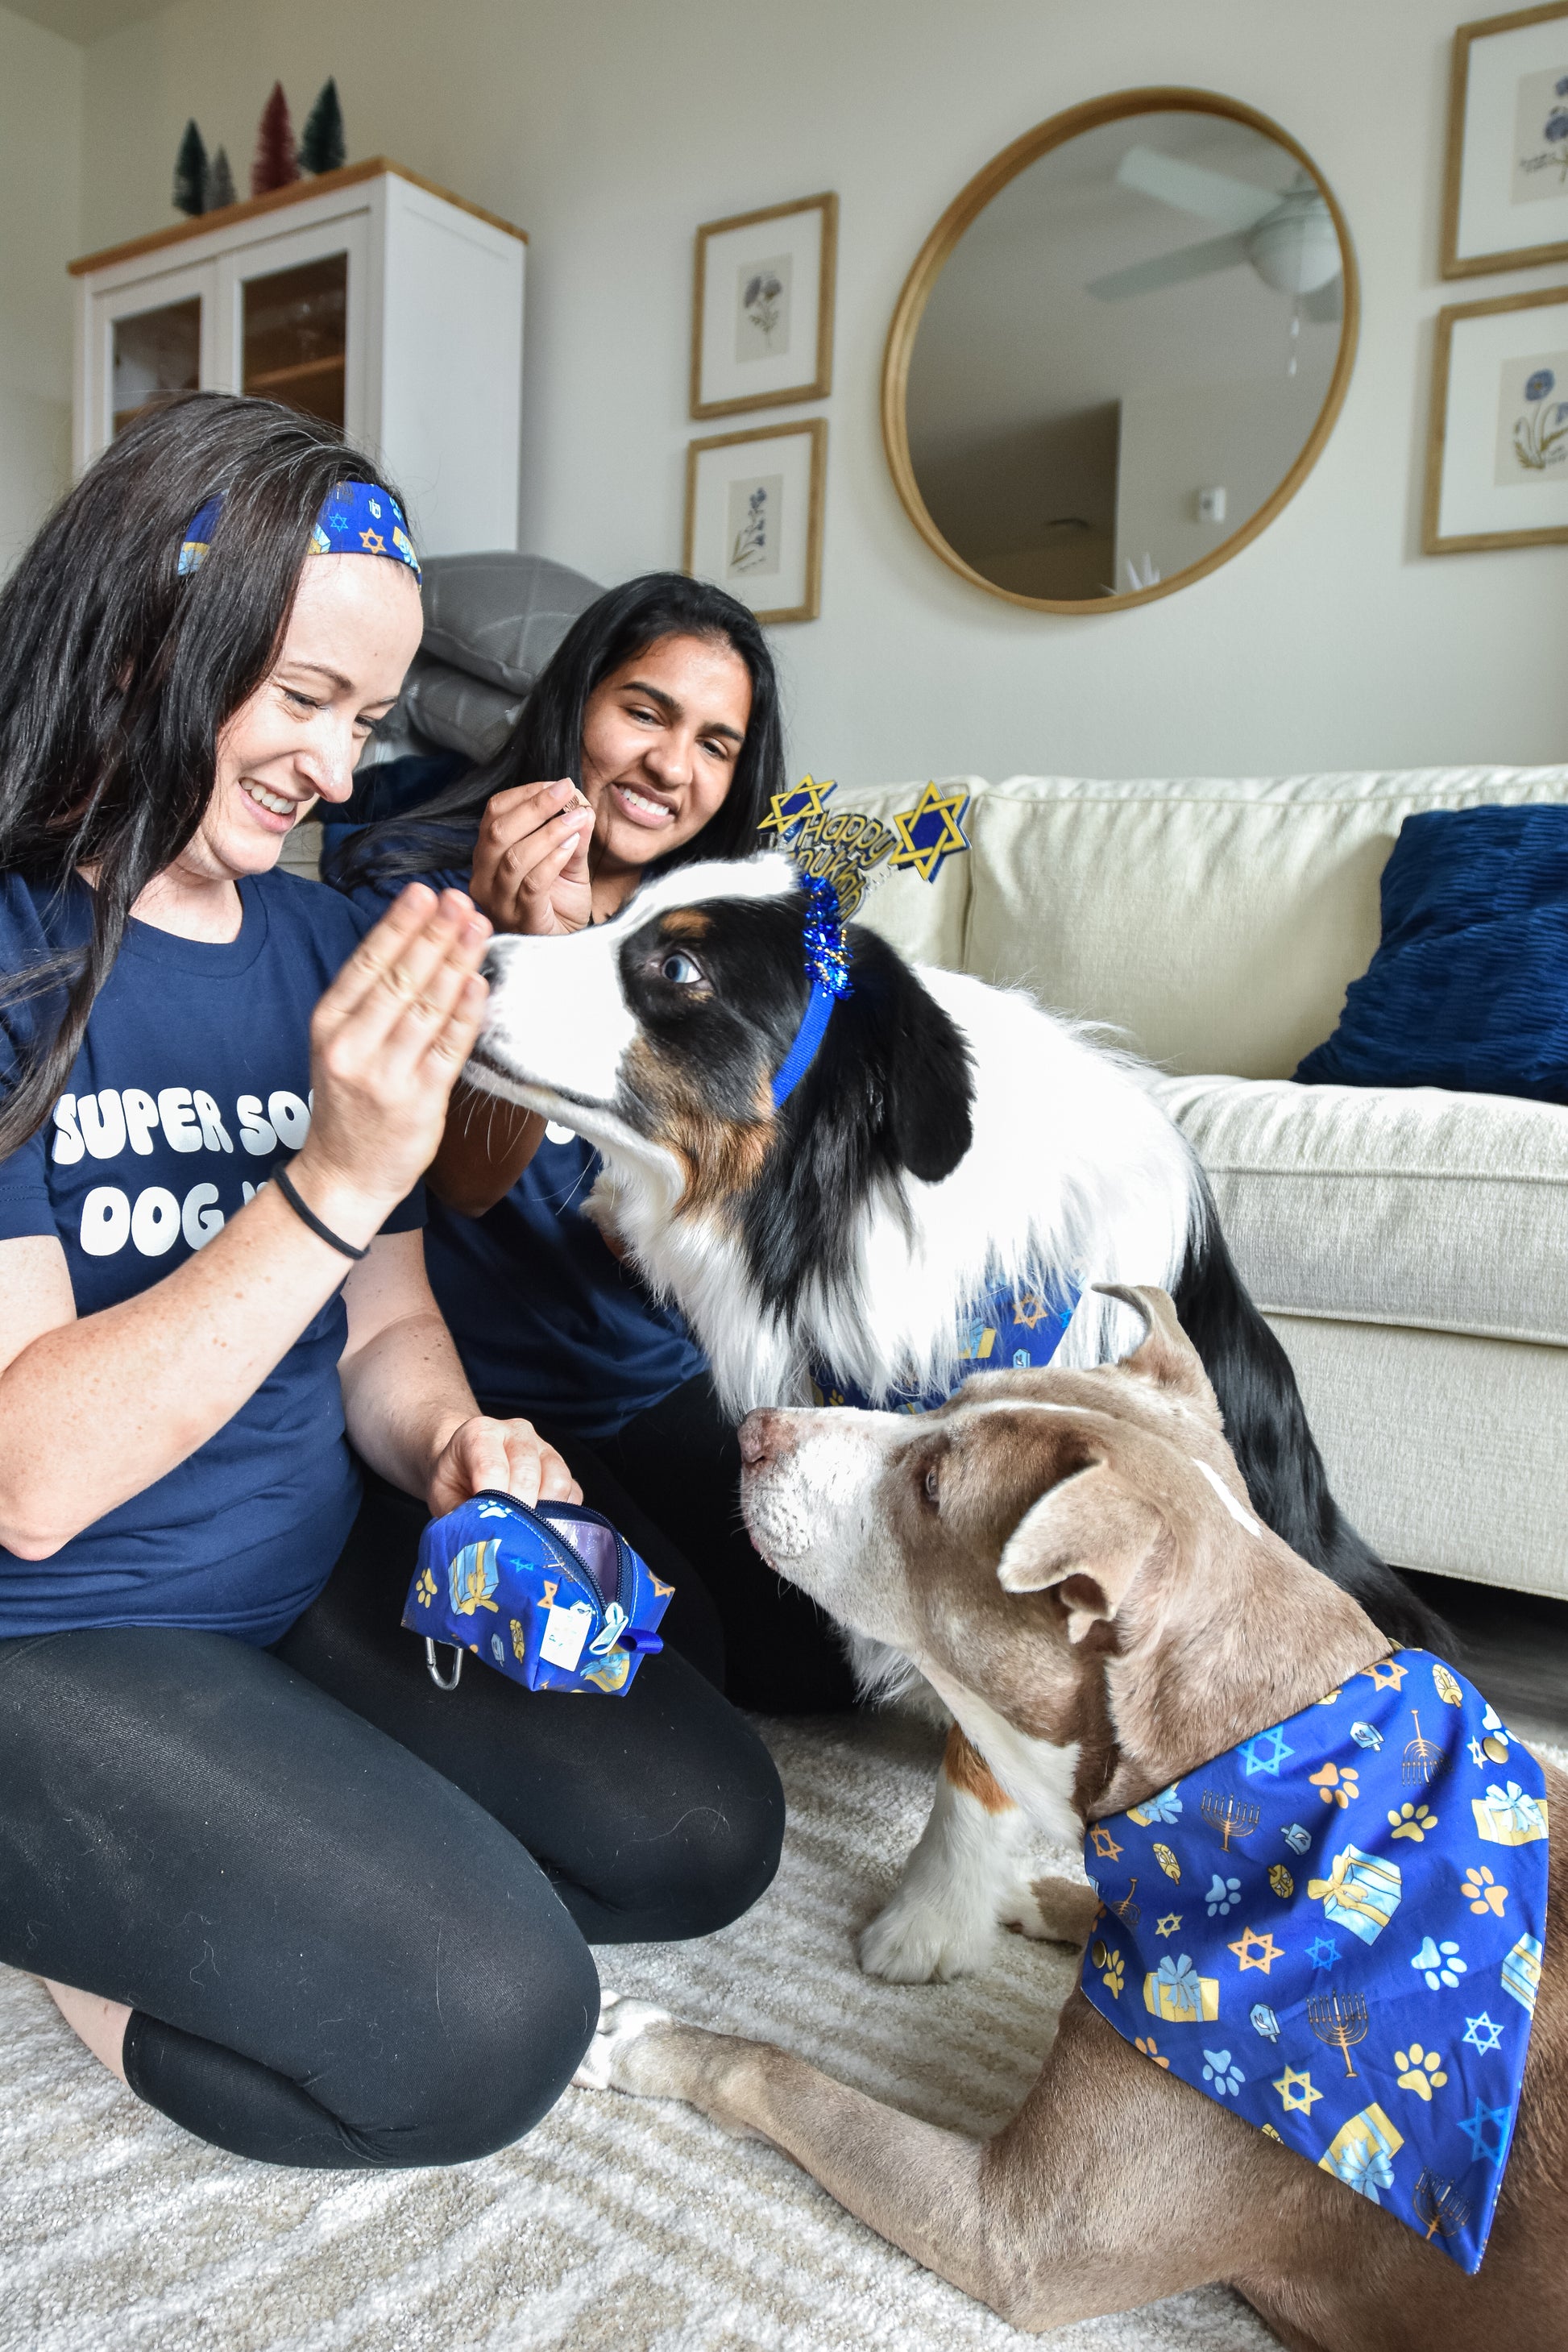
[738,1408,798,1470]
[479,945,504,989]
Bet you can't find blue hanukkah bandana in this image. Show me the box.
[403,1489,673,1696]
[179,480,421,583]
[809,1273,1081,1413]
[1080,1651,1549,2271]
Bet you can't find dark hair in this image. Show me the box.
[0,390,410,1158]
[332,571,786,894]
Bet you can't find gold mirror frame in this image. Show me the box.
[881,86,1362,616]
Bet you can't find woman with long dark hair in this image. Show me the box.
[0,399,781,2171]
[333,579,857,1711]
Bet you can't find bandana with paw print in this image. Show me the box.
[1079,1652,1548,2271]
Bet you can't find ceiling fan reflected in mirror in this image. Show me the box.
[1087,144,1343,328]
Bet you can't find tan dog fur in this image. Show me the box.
[576,1288,1567,2346]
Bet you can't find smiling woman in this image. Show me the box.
[0,406,782,2175]
[330,576,858,1710]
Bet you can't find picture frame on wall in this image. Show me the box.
[1441,2,1568,276]
[691,193,837,418]
[1424,281,1568,550]
[684,418,826,622]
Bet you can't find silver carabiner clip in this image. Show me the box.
[425,1638,464,1692]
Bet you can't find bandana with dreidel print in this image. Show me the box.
[1078,1650,1548,2271]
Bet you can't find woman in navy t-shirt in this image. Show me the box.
[332,577,857,1711]
[0,398,780,2170]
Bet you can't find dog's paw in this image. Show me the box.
[573,1991,675,2094]
[859,1886,999,1984]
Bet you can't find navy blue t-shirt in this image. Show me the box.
[343,862,704,1441]
[0,870,423,1645]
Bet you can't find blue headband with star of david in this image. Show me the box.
[177,480,421,583]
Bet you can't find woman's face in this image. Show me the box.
[187,553,423,887]
[580,632,753,874]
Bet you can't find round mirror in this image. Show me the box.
[882,89,1359,612]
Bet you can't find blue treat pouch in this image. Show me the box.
[404,1490,674,1696]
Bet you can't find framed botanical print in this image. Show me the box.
[1424,282,1568,550]
[690,193,837,418]
[1442,2,1568,276]
[683,419,826,622]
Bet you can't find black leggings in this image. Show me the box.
[521,1375,860,1715]
[0,1476,783,2170]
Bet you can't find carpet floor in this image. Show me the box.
[3,1709,1560,2352]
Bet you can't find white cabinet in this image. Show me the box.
[71,160,525,555]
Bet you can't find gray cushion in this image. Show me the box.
[397,653,523,765]
[419,553,602,692]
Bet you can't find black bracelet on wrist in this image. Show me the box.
[272,1163,371,1261]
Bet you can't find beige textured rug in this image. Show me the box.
[7,1711,1558,2352]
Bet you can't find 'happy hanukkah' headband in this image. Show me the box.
[177,480,422,583]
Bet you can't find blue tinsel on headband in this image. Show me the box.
[772,873,852,1110]
[799,873,852,1002]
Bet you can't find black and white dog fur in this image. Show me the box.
[469,852,1443,1980]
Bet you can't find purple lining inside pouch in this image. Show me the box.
[537,1506,619,1605]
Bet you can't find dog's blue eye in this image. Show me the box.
[660,952,703,985]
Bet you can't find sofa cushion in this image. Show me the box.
[960,768,1568,1079]
[1296,803,1568,1102]
[418,553,602,692]
[399,652,521,764]
[823,778,981,970]
[1158,1072,1568,1348]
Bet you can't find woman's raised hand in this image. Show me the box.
[292,886,492,1234]
[468,778,595,935]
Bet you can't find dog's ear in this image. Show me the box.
[1095,1283,1215,1408]
[998,1457,1164,1642]
[857,940,973,1183]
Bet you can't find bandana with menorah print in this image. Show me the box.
[1079,1649,1547,2272]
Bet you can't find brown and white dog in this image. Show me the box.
[575,1290,1566,2347]
[470,855,1445,1985]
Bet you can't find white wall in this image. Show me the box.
[0,4,81,571]
[60,0,1568,783]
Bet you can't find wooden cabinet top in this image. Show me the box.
[69,156,527,279]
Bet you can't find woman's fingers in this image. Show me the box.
[319,886,476,1040]
[429,1416,583,1516]
[335,901,490,1069]
[471,781,595,933]
[377,915,491,1077]
[315,882,443,1029]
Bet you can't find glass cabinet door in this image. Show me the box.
[86,259,218,466]
[241,251,348,427]
[110,295,202,437]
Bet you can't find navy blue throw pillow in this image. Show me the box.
[1295,803,1568,1103]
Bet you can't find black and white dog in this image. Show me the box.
[470,854,1443,1978]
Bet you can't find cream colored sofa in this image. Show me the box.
[841,767,1568,1604]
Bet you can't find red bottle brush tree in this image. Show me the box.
[251,82,299,197]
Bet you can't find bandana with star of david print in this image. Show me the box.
[1079,1651,1549,2271]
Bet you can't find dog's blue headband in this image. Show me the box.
[771,874,852,1109]
[178,480,422,583]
